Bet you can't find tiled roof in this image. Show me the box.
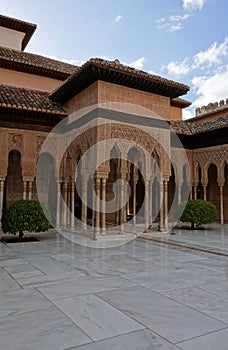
[0,84,67,115]
[0,46,78,80]
[0,14,37,50]
[170,120,191,135]
[170,115,228,135]
[189,115,228,134]
[51,58,190,104]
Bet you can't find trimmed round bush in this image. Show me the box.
[177,199,216,229]
[1,200,52,239]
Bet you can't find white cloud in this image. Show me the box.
[156,13,190,32]
[43,54,85,66]
[193,38,228,68]
[128,57,145,70]
[114,15,123,23]
[98,55,145,70]
[183,109,195,120]
[162,37,228,78]
[182,0,206,11]
[162,58,190,77]
[191,66,228,108]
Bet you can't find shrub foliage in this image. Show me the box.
[1,200,52,239]
[178,199,216,228]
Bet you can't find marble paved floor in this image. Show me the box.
[0,225,228,349]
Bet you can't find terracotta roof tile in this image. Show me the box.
[0,46,78,79]
[188,115,228,134]
[171,115,228,135]
[170,120,191,135]
[0,84,67,115]
[51,58,190,104]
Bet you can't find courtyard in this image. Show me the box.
[0,224,228,349]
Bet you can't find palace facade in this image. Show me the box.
[0,15,227,234]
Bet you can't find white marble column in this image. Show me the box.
[159,182,164,232]
[0,180,5,227]
[189,184,193,200]
[220,185,224,225]
[101,178,106,235]
[194,185,197,199]
[164,180,168,232]
[177,184,182,205]
[63,182,68,226]
[82,177,88,229]
[149,180,153,227]
[203,186,207,201]
[132,179,137,225]
[56,181,61,228]
[120,179,125,234]
[144,180,149,232]
[95,178,101,235]
[23,181,27,200]
[71,182,75,229]
[28,181,33,200]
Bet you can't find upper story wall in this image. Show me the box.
[65,80,173,120]
[0,68,62,92]
[0,26,24,50]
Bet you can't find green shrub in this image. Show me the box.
[1,200,52,239]
[177,199,216,229]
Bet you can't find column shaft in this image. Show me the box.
[56,182,61,228]
[159,182,164,232]
[71,182,75,228]
[0,180,4,227]
[101,178,106,235]
[164,181,168,232]
[95,178,100,235]
[220,186,224,225]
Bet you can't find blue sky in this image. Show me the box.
[1,0,227,118]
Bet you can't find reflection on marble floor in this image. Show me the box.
[0,224,228,349]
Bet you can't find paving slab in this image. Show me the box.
[97,285,227,343]
[54,294,144,341]
[0,307,91,350]
[0,288,52,318]
[38,276,137,300]
[66,329,179,350]
[178,328,228,350]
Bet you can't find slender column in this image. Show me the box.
[95,178,101,235]
[177,184,182,205]
[81,177,88,227]
[56,181,61,228]
[203,186,207,201]
[71,182,75,228]
[220,185,224,225]
[194,185,197,199]
[23,181,27,200]
[133,180,137,225]
[144,180,149,232]
[164,181,168,232]
[101,178,106,235]
[120,179,125,234]
[155,180,159,220]
[67,184,71,226]
[159,182,164,232]
[63,182,68,225]
[149,180,153,227]
[0,180,5,227]
[28,181,33,200]
[189,184,193,200]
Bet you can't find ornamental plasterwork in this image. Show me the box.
[193,147,228,169]
[8,133,23,152]
[36,136,46,154]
